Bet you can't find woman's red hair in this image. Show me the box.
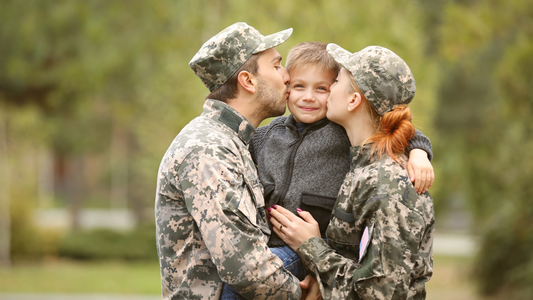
[347,75,415,165]
[367,105,415,166]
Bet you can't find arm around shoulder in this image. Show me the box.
[407,129,433,161]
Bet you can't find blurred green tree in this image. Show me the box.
[424,0,533,298]
[0,0,439,263]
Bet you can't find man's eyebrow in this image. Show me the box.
[271,55,282,63]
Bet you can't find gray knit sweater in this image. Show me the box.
[249,115,433,247]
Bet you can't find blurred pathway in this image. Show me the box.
[0,233,476,300]
[0,295,160,300]
[433,231,479,257]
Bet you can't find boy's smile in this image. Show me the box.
[287,65,337,124]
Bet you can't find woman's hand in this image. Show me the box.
[268,205,321,251]
[407,148,435,194]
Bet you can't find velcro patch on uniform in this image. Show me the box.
[358,226,370,263]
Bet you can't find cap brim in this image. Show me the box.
[326,43,354,72]
[253,28,293,54]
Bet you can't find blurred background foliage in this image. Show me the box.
[0,0,532,298]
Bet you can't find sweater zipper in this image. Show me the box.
[277,132,306,204]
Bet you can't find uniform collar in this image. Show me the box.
[202,99,256,143]
[349,144,374,169]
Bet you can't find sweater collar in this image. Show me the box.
[284,115,331,133]
[202,99,255,143]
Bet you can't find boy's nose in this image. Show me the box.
[302,90,315,101]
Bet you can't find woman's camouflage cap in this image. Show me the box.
[326,43,416,115]
[189,22,293,92]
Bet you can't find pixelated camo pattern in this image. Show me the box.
[155,99,301,299]
[327,44,416,115]
[297,145,434,300]
[189,22,292,92]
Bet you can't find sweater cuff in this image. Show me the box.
[296,237,331,272]
[407,130,433,161]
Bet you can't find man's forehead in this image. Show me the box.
[260,48,282,62]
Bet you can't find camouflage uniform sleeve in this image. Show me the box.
[178,145,302,300]
[297,197,429,300]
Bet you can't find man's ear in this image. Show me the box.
[347,92,363,112]
[237,71,256,94]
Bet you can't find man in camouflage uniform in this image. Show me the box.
[270,45,434,299]
[154,22,303,299]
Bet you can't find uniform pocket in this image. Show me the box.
[327,207,360,261]
[243,177,271,236]
[300,193,336,238]
[224,175,270,238]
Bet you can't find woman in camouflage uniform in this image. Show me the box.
[269,44,435,300]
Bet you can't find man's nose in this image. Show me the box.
[281,67,290,85]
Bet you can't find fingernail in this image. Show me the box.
[297,208,303,212]
[272,205,278,209]
[267,207,272,212]
[267,214,271,219]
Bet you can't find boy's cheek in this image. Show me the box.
[287,92,299,104]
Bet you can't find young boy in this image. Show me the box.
[220,42,433,299]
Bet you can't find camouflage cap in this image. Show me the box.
[326,44,416,115]
[189,22,293,92]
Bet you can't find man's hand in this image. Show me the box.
[300,274,322,300]
[407,148,435,194]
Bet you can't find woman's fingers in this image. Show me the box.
[269,213,282,235]
[271,204,298,221]
[297,208,319,226]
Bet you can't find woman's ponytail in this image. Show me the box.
[367,105,415,165]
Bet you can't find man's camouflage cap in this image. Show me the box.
[326,44,416,115]
[189,22,293,92]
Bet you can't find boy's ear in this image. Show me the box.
[237,71,256,94]
[347,92,363,112]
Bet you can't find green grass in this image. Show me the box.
[0,256,482,298]
[0,259,161,294]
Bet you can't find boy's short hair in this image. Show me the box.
[285,42,340,74]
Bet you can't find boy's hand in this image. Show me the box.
[300,274,322,300]
[407,149,434,194]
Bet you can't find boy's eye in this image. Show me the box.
[293,84,304,88]
[318,86,328,91]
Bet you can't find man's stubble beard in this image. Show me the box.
[255,78,288,121]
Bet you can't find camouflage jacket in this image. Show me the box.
[296,145,434,300]
[155,99,302,299]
